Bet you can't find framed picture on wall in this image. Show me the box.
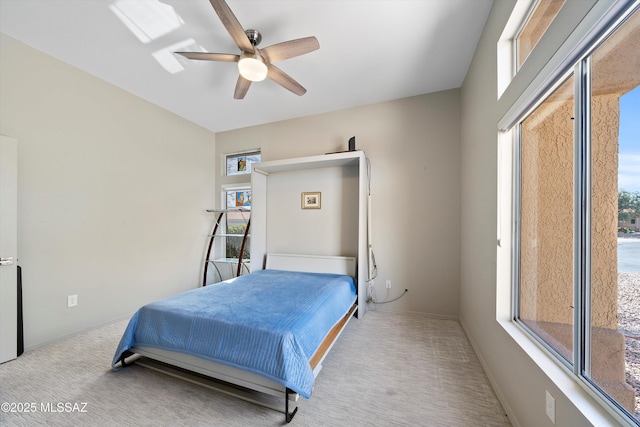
[301,192,321,209]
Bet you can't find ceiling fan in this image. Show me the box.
[176,0,319,99]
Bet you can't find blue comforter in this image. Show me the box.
[111,269,356,398]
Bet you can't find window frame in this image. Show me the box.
[514,0,567,71]
[510,3,640,425]
[498,0,634,132]
[512,69,578,371]
[220,183,251,262]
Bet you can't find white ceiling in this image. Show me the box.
[0,0,493,133]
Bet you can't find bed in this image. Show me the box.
[112,253,357,422]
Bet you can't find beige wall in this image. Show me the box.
[216,91,462,318]
[0,34,216,349]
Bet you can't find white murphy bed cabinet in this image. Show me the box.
[251,151,369,317]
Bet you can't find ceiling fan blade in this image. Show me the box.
[234,75,252,99]
[209,0,253,53]
[261,37,319,63]
[176,52,239,62]
[267,65,306,96]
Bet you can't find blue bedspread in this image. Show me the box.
[111,269,356,398]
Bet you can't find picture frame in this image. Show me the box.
[301,192,321,209]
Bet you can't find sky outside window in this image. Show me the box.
[619,86,640,192]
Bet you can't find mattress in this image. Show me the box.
[112,269,356,398]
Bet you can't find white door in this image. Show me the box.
[0,135,18,363]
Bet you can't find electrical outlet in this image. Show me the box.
[67,294,78,308]
[545,390,555,424]
[386,280,391,289]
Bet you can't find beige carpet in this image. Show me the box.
[0,310,510,426]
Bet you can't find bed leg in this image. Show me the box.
[285,388,298,423]
[118,351,134,368]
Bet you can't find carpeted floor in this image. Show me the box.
[0,310,511,426]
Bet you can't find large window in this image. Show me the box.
[515,6,640,424]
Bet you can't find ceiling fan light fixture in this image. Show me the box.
[238,52,268,82]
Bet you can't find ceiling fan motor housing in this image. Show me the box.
[245,29,262,46]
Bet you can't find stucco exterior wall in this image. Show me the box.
[590,93,621,330]
[520,84,574,330]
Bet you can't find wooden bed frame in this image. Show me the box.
[118,254,358,423]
